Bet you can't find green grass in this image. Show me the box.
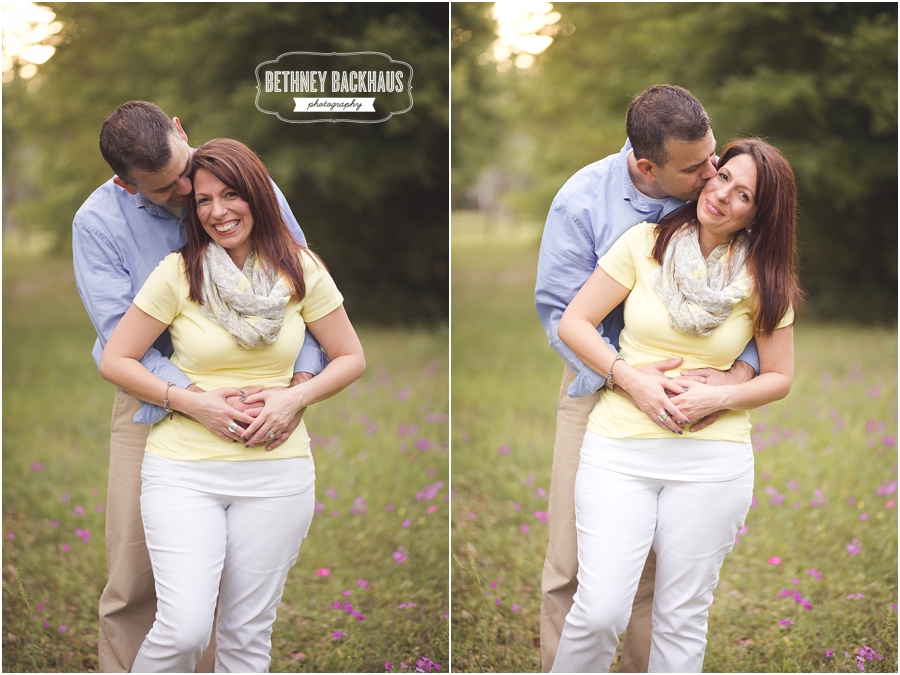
[2,254,449,673]
[451,227,898,673]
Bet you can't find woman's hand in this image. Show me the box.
[238,386,306,448]
[615,366,691,434]
[668,380,731,426]
[171,387,258,443]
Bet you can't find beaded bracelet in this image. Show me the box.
[163,382,176,420]
[606,355,624,392]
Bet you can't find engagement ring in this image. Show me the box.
[267,430,276,439]
[228,422,239,434]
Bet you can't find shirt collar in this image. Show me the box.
[134,190,185,220]
[130,146,195,219]
[618,138,655,212]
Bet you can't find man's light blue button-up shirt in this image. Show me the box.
[73,177,326,424]
[535,139,759,398]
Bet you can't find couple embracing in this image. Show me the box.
[74,101,365,672]
[536,85,801,673]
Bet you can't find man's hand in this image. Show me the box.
[677,360,755,431]
[685,409,727,433]
[680,360,755,386]
[225,385,265,418]
[263,371,312,451]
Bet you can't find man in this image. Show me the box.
[534,85,757,673]
[73,101,323,672]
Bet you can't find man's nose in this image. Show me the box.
[699,158,717,181]
[176,175,192,196]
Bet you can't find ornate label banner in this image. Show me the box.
[255,51,413,124]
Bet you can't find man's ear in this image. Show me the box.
[113,177,139,195]
[173,117,189,144]
[634,157,659,184]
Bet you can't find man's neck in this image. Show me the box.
[626,151,669,200]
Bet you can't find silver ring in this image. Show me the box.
[267,429,276,439]
[658,412,668,422]
[228,422,239,434]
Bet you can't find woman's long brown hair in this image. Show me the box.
[651,138,803,335]
[182,138,307,303]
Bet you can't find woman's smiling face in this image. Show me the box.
[194,168,255,265]
[696,152,759,248]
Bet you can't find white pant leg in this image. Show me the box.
[551,466,660,673]
[648,472,753,673]
[132,485,227,673]
[214,488,316,673]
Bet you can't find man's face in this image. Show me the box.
[652,131,718,202]
[125,135,193,209]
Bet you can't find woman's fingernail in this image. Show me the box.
[241,397,247,402]
[241,436,248,441]
[239,390,245,395]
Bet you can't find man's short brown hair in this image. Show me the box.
[626,85,711,167]
[99,101,179,184]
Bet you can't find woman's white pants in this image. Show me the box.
[131,480,315,673]
[551,447,753,673]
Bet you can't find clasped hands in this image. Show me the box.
[183,371,313,451]
[611,357,755,434]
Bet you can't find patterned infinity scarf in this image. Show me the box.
[650,224,751,338]
[199,243,290,349]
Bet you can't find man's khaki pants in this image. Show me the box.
[540,366,656,673]
[99,389,216,673]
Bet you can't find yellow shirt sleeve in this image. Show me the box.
[597,222,653,291]
[777,306,795,329]
[134,252,185,324]
[298,250,344,323]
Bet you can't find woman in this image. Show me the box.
[100,138,365,672]
[552,138,801,672]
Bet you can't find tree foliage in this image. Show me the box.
[453,2,897,322]
[3,2,448,324]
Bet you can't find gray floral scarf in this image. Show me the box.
[199,243,290,349]
[650,224,751,338]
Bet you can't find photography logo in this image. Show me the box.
[255,51,413,124]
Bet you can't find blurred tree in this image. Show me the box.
[456,2,897,322]
[450,2,505,207]
[3,2,448,324]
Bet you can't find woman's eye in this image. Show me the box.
[718,172,728,181]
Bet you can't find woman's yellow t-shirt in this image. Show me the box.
[133,250,343,461]
[587,222,793,443]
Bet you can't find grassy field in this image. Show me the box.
[451,219,898,673]
[2,253,449,673]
